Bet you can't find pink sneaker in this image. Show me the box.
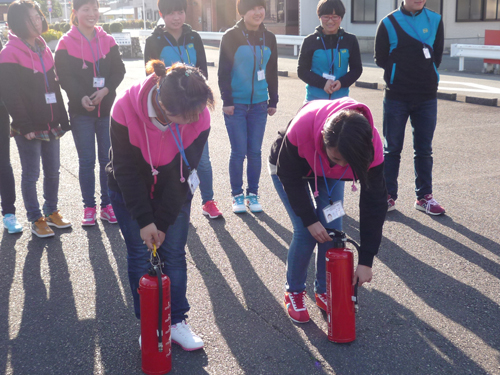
[387,194,396,212]
[100,204,117,224]
[82,207,96,226]
[414,194,445,216]
[284,291,310,323]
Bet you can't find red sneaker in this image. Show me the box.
[414,194,445,216]
[315,292,327,312]
[284,291,310,323]
[202,200,223,219]
[387,194,396,212]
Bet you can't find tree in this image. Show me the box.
[38,0,63,19]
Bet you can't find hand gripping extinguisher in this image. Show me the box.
[325,229,360,343]
[138,245,172,375]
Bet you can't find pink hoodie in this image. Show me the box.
[285,97,384,182]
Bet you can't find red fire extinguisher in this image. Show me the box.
[138,245,172,375]
[325,229,360,343]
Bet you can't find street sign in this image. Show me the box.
[47,0,51,4]
[48,7,52,12]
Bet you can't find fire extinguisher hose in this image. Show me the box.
[346,239,361,313]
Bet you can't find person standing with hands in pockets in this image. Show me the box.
[297,0,362,102]
[218,0,278,214]
[55,0,125,226]
[144,0,223,220]
[375,0,445,215]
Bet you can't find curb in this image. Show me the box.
[278,70,289,77]
[355,81,378,89]
[465,96,498,106]
[437,92,457,101]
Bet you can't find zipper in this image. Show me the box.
[250,44,256,105]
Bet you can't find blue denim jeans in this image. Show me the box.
[15,134,60,222]
[71,114,111,208]
[383,98,437,200]
[197,141,214,204]
[224,102,268,196]
[0,102,16,216]
[271,173,344,294]
[109,188,192,324]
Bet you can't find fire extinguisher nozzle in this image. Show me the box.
[158,343,163,352]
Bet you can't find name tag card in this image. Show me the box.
[45,92,57,104]
[188,169,200,194]
[257,70,265,81]
[323,200,345,223]
[423,47,431,59]
[93,77,105,88]
[323,73,336,81]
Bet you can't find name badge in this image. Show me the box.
[188,169,200,194]
[323,200,345,223]
[257,69,265,81]
[93,77,105,88]
[323,73,336,81]
[45,92,57,104]
[423,47,431,59]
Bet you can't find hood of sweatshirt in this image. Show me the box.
[285,98,384,182]
[56,26,116,66]
[0,32,53,73]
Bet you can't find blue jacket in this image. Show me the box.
[298,26,362,101]
[374,5,444,101]
[218,19,278,107]
[144,24,207,78]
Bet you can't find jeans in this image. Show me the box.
[0,102,16,216]
[109,188,192,325]
[383,98,437,200]
[15,134,60,222]
[271,173,345,294]
[197,141,214,204]
[71,114,111,208]
[224,102,268,196]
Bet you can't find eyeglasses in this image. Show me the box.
[321,15,341,21]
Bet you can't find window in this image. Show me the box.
[352,0,376,23]
[265,0,285,23]
[457,0,500,21]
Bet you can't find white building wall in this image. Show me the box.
[299,0,500,53]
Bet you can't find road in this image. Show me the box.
[1,54,499,374]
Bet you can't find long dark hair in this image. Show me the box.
[322,110,374,186]
[146,60,214,119]
[7,0,48,40]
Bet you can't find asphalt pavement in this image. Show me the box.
[1,51,500,375]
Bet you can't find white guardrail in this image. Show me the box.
[450,44,500,71]
[131,30,305,56]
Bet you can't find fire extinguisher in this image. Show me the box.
[138,245,172,375]
[325,229,360,343]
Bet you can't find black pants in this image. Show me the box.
[0,101,16,216]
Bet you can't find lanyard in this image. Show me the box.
[78,28,101,76]
[403,8,431,46]
[36,49,50,91]
[163,34,191,65]
[321,36,340,74]
[168,123,191,170]
[242,30,265,69]
[318,154,348,204]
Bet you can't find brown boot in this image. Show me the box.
[46,210,72,228]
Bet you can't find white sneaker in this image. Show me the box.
[171,320,204,351]
[245,193,262,213]
[232,194,246,214]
